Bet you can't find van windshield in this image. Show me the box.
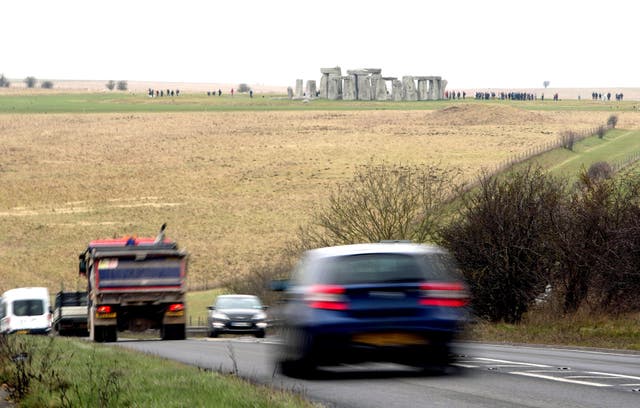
[13,299,45,316]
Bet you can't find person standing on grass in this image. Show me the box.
[231,88,234,97]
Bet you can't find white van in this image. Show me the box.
[0,287,52,335]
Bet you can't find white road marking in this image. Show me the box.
[475,358,551,368]
[586,371,640,381]
[510,371,610,387]
[452,363,478,368]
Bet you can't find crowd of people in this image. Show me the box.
[591,91,624,101]
[148,88,180,97]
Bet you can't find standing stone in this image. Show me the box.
[295,79,303,98]
[328,75,341,100]
[374,75,388,101]
[306,80,317,98]
[320,67,341,99]
[357,75,372,100]
[416,77,429,101]
[439,79,447,100]
[391,79,403,101]
[402,76,417,101]
[287,86,293,99]
[343,75,357,100]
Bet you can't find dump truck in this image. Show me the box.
[52,290,88,336]
[78,224,189,342]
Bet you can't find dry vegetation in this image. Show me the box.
[1,106,637,292]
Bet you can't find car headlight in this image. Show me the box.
[253,312,267,320]
[211,312,229,320]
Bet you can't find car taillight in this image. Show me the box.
[168,303,184,312]
[420,282,468,307]
[306,285,349,310]
[96,305,112,314]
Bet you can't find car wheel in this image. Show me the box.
[277,327,316,378]
[255,329,265,339]
[208,330,218,338]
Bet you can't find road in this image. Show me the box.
[118,337,640,407]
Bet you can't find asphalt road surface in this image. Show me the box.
[118,336,640,407]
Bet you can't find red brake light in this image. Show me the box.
[420,282,468,307]
[96,305,112,314]
[307,285,349,310]
[168,303,184,312]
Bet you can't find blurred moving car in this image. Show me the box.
[207,294,268,338]
[273,242,469,377]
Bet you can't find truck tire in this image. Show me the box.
[161,324,186,340]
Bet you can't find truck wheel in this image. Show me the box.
[104,326,117,343]
[208,329,218,338]
[161,324,185,340]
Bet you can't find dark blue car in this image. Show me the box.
[273,242,469,377]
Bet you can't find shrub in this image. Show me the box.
[587,162,613,180]
[24,76,37,88]
[116,80,128,91]
[237,83,250,93]
[560,131,576,151]
[40,80,54,89]
[607,115,618,129]
[0,73,10,87]
[105,80,115,91]
[441,164,565,323]
[596,125,606,139]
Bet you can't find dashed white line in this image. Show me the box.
[510,371,610,387]
[475,358,551,368]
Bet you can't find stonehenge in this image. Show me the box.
[293,67,446,101]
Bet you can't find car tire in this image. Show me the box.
[208,330,218,338]
[255,329,265,339]
[277,327,316,378]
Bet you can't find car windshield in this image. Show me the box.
[215,297,262,309]
[13,299,45,316]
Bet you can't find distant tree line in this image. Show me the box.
[105,80,128,91]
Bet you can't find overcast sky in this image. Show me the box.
[3,0,638,89]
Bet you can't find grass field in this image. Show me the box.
[1,94,640,296]
[2,92,640,113]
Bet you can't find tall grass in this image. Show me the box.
[0,335,314,407]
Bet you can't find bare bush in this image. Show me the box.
[586,162,613,180]
[442,164,566,323]
[105,80,115,91]
[237,83,250,93]
[116,80,128,91]
[596,125,606,139]
[41,80,54,89]
[296,161,462,252]
[607,114,618,129]
[222,255,294,305]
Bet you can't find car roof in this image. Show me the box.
[305,242,447,259]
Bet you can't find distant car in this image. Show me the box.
[0,287,52,335]
[52,291,89,336]
[207,294,268,338]
[273,242,470,377]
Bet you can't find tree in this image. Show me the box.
[116,80,128,91]
[294,161,462,253]
[24,76,37,88]
[543,81,550,88]
[237,83,250,93]
[105,80,116,91]
[0,74,9,88]
[442,165,565,323]
[40,80,54,89]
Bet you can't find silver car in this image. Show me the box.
[207,294,268,338]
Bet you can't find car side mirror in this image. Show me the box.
[262,305,269,311]
[207,306,215,310]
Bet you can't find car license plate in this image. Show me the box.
[352,332,426,346]
[15,330,29,335]
[231,322,251,327]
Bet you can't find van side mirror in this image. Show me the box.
[78,256,87,276]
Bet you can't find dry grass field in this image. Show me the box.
[1,105,639,293]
